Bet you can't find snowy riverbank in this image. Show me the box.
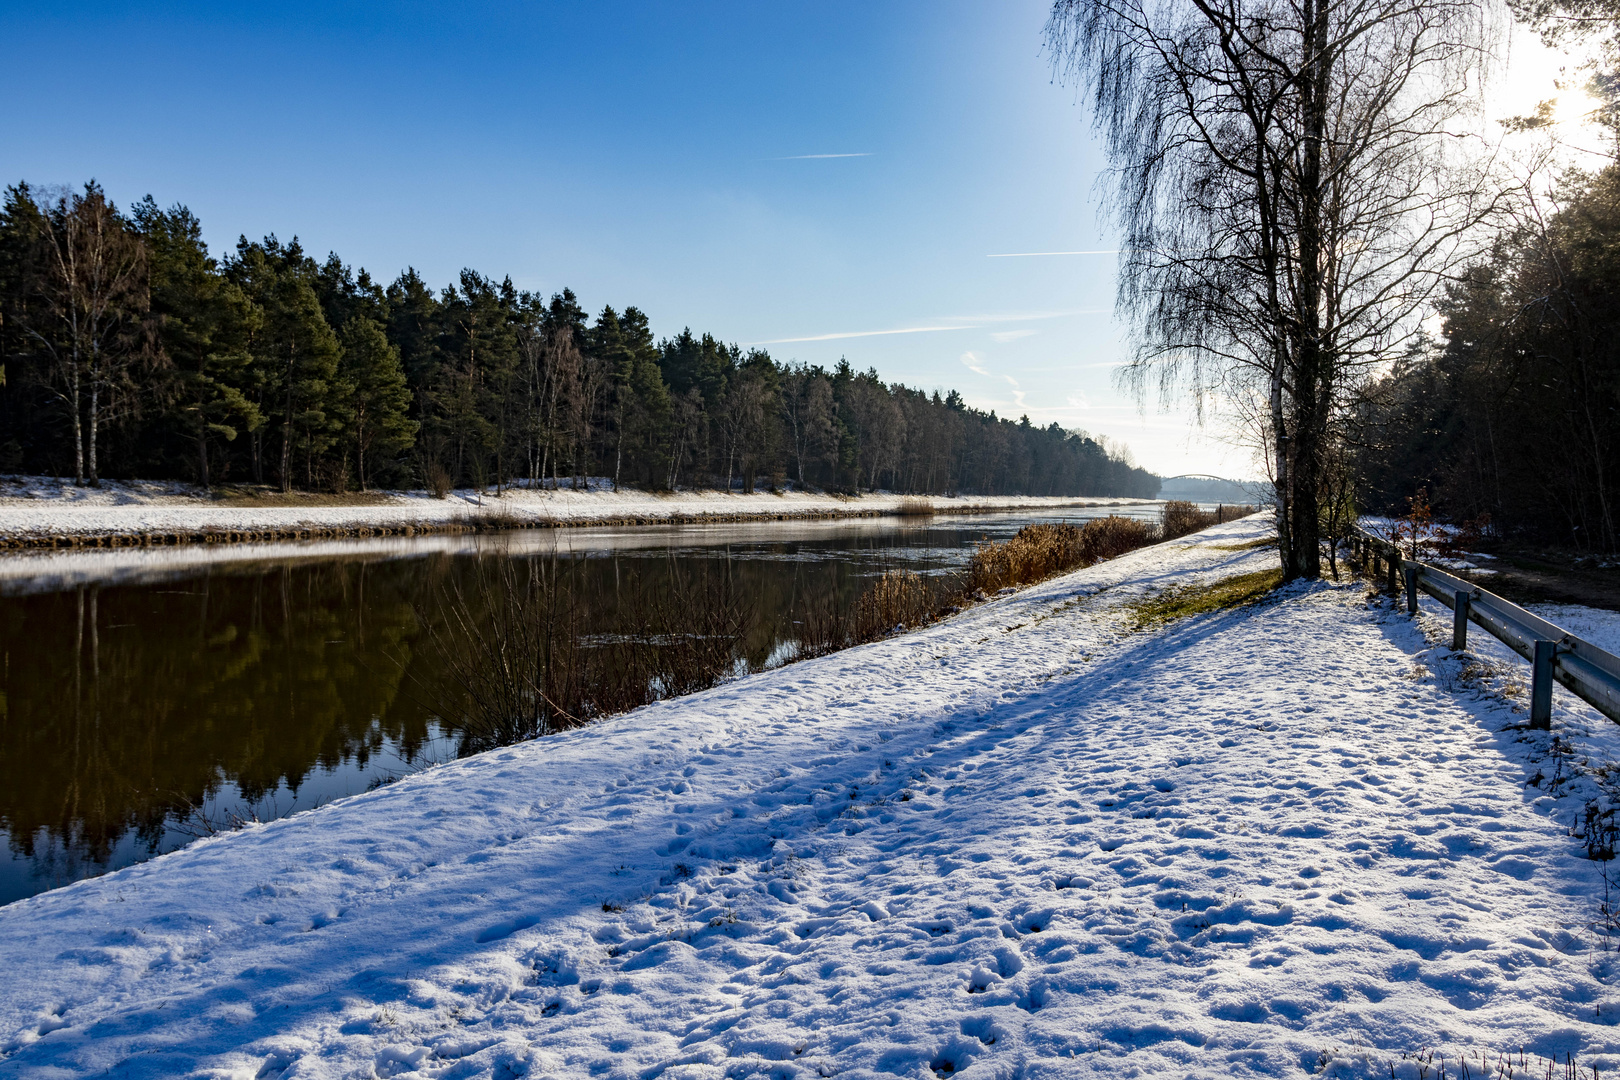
[0,477,1153,546]
[5,516,1620,1078]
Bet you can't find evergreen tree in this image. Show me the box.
[227,237,344,491]
[132,197,261,488]
[337,317,416,490]
[617,306,670,488]
[0,184,52,472]
[428,270,515,488]
[0,177,1162,500]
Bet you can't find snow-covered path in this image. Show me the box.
[3,516,1618,1079]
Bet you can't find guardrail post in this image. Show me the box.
[1387,547,1401,596]
[1404,566,1419,614]
[1531,639,1556,730]
[1452,592,1471,651]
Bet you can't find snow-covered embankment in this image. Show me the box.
[0,478,1147,547]
[2,515,1618,1078]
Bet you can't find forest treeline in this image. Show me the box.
[1354,165,1620,551]
[0,181,1159,499]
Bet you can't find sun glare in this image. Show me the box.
[1493,25,1609,154]
[1552,86,1606,126]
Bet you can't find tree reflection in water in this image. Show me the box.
[0,509,1160,903]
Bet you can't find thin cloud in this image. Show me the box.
[747,308,1102,346]
[774,152,873,159]
[986,250,1119,257]
[960,352,1027,409]
[752,324,975,345]
[960,351,994,379]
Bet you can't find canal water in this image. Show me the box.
[0,504,1169,904]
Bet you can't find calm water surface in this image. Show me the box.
[0,505,1169,904]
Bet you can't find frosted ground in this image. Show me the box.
[0,476,1141,540]
[3,516,1620,1078]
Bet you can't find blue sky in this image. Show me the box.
[0,1,1264,477]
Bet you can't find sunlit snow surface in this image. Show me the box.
[0,478,1144,539]
[4,516,1620,1078]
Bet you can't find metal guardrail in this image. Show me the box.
[1352,526,1620,730]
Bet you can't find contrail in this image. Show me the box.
[986,250,1120,257]
[751,325,973,345]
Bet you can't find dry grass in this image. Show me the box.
[1161,500,1260,540]
[465,504,527,530]
[967,517,1156,594]
[207,485,395,507]
[895,497,936,517]
[795,569,954,658]
[1203,536,1277,552]
[854,569,940,637]
[801,513,1163,663]
[793,597,854,660]
[1125,568,1283,631]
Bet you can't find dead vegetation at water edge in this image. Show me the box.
[419,559,754,755]
[895,497,936,517]
[967,517,1155,593]
[430,507,1265,752]
[1162,500,1260,540]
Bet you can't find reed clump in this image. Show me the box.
[895,496,936,517]
[800,514,1161,659]
[1161,500,1209,540]
[1076,514,1157,562]
[1161,500,1259,540]
[968,516,1155,593]
[794,569,953,658]
[854,569,940,638]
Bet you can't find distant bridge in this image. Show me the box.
[1159,473,1250,484]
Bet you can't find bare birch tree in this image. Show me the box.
[538,324,581,487]
[1047,0,1505,578]
[26,183,149,485]
[781,364,838,489]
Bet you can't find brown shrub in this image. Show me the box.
[853,569,939,639]
[895,496,935,517]
[794,596,853,660]
[426,462,453,499]
[1077,515,1155,563]
[968,516,1155,593]
[793,568,952,657]
[1162,500,1259,539]
[969,523,1078,592]
[1161,500,1215,540]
